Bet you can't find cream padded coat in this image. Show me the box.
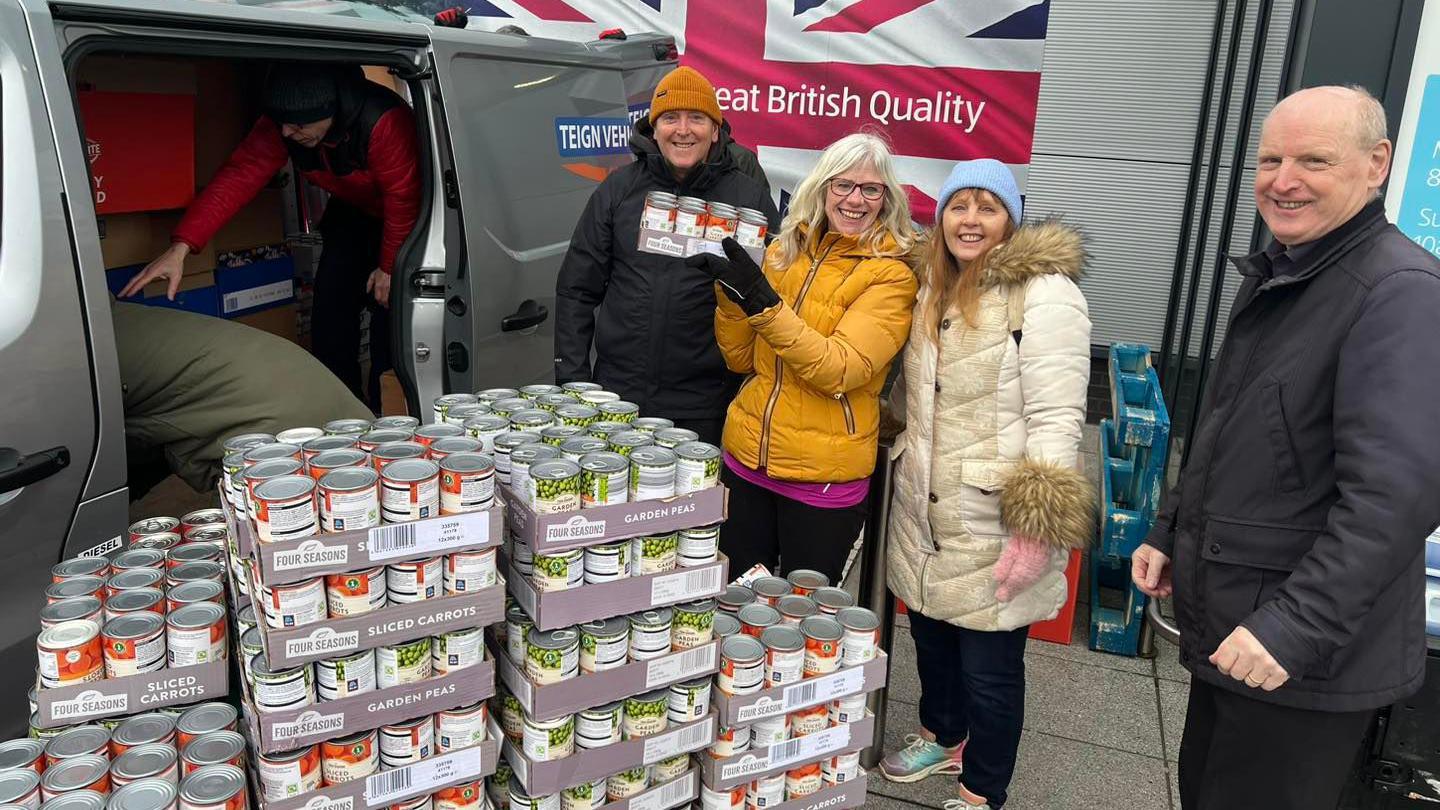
[886,221,1095,631]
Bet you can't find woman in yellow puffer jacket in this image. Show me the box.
[684,133,918,583]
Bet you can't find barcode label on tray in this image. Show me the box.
[363,746,484,807]
[643,719,714,764]
[630,771,697,810]
[650,565,723,604]
[368,523,417,557]
[781,667,866,710]
[769,724,851,770]
[645,643,718,689]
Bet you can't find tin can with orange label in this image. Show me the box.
[128,518,180,545]
[102,613,167,678]
[179,732,245,776]
[788,704,830,737]
[166,604,227,668]
[51,558,110,584]
[105,587,168,622]
[255,747,320,802]
[178,510,226,541]
[37,620,104,688]
[39,755,109,800]
[41,597,103,631]
[326,567,386,616]
[433,781,484,810]
[130,533,181,553]
[165,544,222,570]
[318,467,380,533]
[107,569,165,598]
[800,616,842,678]
[0,739,45,775]
[307,449,368,483]
[175,704,238,750]
[734,208,769,250]
[111,714,176,758]
[439,454,495,515]
[177,765,247,810]
[165,581,223,615]
[380,459,440,523]
[45,577,106,606]
[784,762,822,800]
[252,476,318,544]
[320,731,377,786]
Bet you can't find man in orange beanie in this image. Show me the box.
[554,66,778,444]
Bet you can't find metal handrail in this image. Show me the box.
[1146,597,1181,645]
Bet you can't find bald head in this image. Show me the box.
[1253,85,1393,246]
[1265,85,1388,150]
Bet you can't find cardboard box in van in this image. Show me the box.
[78,90,196,214]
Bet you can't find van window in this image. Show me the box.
[193,0,437,22]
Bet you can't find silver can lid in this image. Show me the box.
[111,714,175,749]
[722,634,765,662]
[128,517,179,536]
[510,410,555,428]
[167,543,223,565]
[527,626,579,652]
[560,437,606,456]
[109,779,178,810]
[536,393,575,409]
[320,465,379,492]
[176,703,238,738]
[520,384,563,397]
[373,415,421,431]
[38,789,105,810]
[752,576,792,600]
[277,428,324,446]
[416,423,465,440]
[167,580,223,607]
[445,404,490,423]
[777,594,818,620]
[45,576,105,600]
[39,755,107,793]
[311,449,369,470]
[787,569,830,590]
[530,459,581,482]
[494,431,542,451]
[630,607,673,629]
[440,452,496,475]
[812,587,855,611]
[0,739,44,771]
[37,619,100,651]
[463,415,511,433]
[836,606,880,632]
[630,417,674,433]
[653,428,700,447]
[579,616,629,638]
[381,457,440,484]
[167,561,224,585]
[108,568,164,592]
[168,602,225,631]
[585,420,627,438]
[435,393,480,408]
[250,653,305,679]
[713,612,741,638]
[40,596,102,625]
[737,603,781,628]
[44,726,110,760]
[0,770,38,804]
[111,744,177,781]
[490,397,531,415]
[368,438,421,461]
[555,404,600,421]
[506,604,533,625]
[243,458,303,483]
[761,624,805,652]
[51,558,110,580]
[243,443,301,463]
[629,687,668,705]
[718,584,756,610]
[303,435,359,454]
[103,612,164,641]
[186,526,229,545]
[431,437,484,456]
[608,431,653,450]
[800,614,844,643]
[676,598,717,615]
[475,388,521,402]
[180,731,246,767]
[511,445,562,466]
[628,446,675,467]
[674,441,721,461]
[222,432,276,453]
[254,474,316,502]
[598,401,639,416]
[236,604,256,627]
[325,418,373,435]
[178,765,246,806]
[239,627,263,652]
[540,425,582,442]
[361,429,415,447]
[578,451,628,474]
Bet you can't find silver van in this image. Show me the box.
[0,0,670,732]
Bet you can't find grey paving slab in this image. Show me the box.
[1027,601,1155,677]
[867,698,966,809]
[1024,654,1165,759]
[1154,638,1189,683]
[861,793,948,810]
[1007,729,1172,810]
[1169,760,1182,810]
[886,619,921,706]
[1156,678,1189,763]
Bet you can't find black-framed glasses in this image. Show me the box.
[828,178,885,201]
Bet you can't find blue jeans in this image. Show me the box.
[909,610,1028,808]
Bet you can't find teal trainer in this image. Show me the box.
[878,733,965,783]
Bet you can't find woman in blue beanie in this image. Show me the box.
[880,159,1094,809]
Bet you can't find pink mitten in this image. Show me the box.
[993,534,1051,602]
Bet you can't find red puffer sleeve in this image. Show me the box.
[172,116,289,252]
[367,106,422,275]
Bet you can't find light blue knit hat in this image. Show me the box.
[936,158,1023,224]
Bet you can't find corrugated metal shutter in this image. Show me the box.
[1023,0,1295,351]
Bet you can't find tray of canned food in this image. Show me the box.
[490,599,720,723]
[0,701,254,810]
[705,768,868,810]
[495,694,715,800]
[504,545,727,634]
[34,531,237,728]
[242,638,496,753]
[634,193,768,263]
[248,713,502,810]
[218,412,509,563]
[707,575,886,727]
[242,552,506,669]
[490,758,699,810]
[698,711,874,792]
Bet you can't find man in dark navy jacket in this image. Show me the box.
[1133,85,1440,808]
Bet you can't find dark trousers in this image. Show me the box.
[312,201,391,413]
[909,610,1028,809]
[717,464,867,584]
[1178,676,1373,809]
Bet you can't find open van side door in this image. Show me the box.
[418,29,676,399]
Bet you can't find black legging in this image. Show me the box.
[716,464,868,583]
[311,201,392,413]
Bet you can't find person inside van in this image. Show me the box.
[553,66,778,445]
[120,63,421,413]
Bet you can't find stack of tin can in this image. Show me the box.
[697,570,883,810]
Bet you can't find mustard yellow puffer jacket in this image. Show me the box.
[715,228,918,482]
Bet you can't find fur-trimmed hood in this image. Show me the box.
[980,219,1086,288]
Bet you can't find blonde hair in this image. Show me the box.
[767,133,918,271]
[922,187,1016,342]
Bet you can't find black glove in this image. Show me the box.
[685,237,781,317]
[433,6,468,27]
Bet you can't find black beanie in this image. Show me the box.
[264,65,338,126]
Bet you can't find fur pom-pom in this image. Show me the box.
[999,459,1095,550]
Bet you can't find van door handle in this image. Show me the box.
[501,300,549,332]
[0,446,70,494]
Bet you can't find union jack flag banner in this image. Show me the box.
[468,0,1050,225]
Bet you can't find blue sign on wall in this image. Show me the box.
[1397,74,1440,259]
[554,117,633,158]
